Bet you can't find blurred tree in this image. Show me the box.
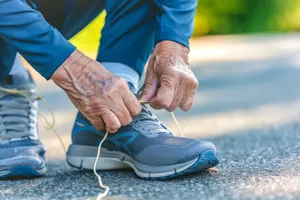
[194,0,300,36]
[70,0,300,52]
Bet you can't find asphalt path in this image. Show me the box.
[1,34,300,200]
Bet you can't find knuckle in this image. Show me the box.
[106,91,115,101]
[116,77,127,88]
[107,118,117,127]
[121,117,132,126]
[90,120,102,130]
[137,105,142,114]
[119,109,132,126]
[106,117,121,130]
[192,78,199,89]
[131,104,142,116]
[182,102,191,111]
[167,101,181,112]
[111,123,121,130]
[158,100,170,108]
[131,110,138,117]
[145,79,155,87]
[114,76,122,82]
[161,80,174,90]
[183,75,194,84]
[128,117,133,124]
[161,75,176,89]
[181,100,193,112]
[182,72,190,79]
[102,111,113,123]
[155,93,172,108]
[166,106,175,112]
[118,116,127,126]
[117,111,125,120]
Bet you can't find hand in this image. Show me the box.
[140,41,198,112]
[51,50,142,133]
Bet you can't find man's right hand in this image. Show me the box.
[51,50,142,133]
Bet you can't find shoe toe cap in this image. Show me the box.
[0,140,46,171]
[134,137,217,166]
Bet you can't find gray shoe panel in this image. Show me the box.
[67,144,199,174]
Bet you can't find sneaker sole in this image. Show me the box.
[0,156,46,179]
[0,166,46,179]
[66,144,219,180]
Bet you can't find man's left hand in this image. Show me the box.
[140,41,198,112]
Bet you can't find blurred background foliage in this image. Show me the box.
[71,0,300,54]
[194,0,300,36]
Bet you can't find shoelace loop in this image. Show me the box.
[0,86,216,200]
[94,100,184,200]
[0,86,66,151]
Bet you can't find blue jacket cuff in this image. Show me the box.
[155,32,190,49]
[40,40,76,80]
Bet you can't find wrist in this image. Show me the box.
[51,50,114,92]
[153,41,189,65]
[155,41,189,54]
[51,49,96,86]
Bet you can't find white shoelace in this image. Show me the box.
[0,86,216,200]
[94,100,184,200]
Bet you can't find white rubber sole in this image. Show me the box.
[66,144,218,179]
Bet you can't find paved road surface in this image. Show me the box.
[2,34,300,200]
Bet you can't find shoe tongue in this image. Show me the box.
[133,105,172,136]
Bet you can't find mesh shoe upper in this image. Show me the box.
[72,105,216,166]
[0,75,45,171]
[0,82,38,142]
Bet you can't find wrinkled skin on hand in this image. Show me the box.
[140,41,199,112]
[51,50,142,133]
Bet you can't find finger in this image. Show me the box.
[111,100,133,126]
[180,76,198,111]
[86,115,105,131]
[167,90,184,112]
[124,90,142,116]
[140,60,157,102]
[175,84,193,112]
[166,78,189,111]
[101,110,121,133]
[180,95,195,111]
[140,79,158,102]
[149,83,175,110]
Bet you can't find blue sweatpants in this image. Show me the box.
[0,0,158,81]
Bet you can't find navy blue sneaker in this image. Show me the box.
[67,105,218,180]
[0,74,46,179]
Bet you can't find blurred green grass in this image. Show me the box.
[194,0,300,35]
[70,0,300,54]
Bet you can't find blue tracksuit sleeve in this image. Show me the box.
[153,0,197,48]
[0,0,76,79]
